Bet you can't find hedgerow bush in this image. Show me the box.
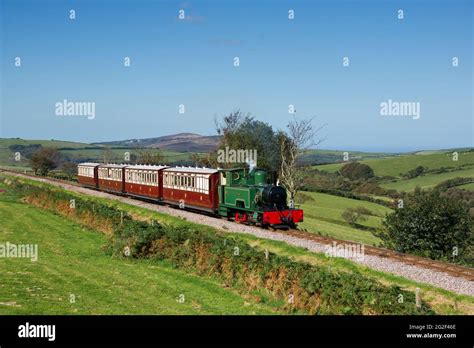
[7,178,434,315]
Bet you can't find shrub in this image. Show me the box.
[341,207,369,226]
[339,162,374,181]
[378,189,473,264]
[294,192,315,204]
[403,166,425,179]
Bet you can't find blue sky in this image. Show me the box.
[1,0,472,152]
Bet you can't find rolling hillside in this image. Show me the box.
[314,151,474,177]
[95,133,221,152]
[0,138,198,168]
[381,167,474,192]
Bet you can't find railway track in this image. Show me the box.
[285,229,474,282]
[1,167,473,283]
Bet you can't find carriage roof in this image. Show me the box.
[78,162,101,167]
[125,164,169,171]
[163,167,218,174]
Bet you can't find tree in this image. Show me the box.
[134,148,164,165]
[341,207,370,226]
[377,189,473,262]
[279,116,324,205]
[30,147,61,175]
[60,161,78,179]
[339,162,374,181]
[190,152,217,168]
[101,147,113,164]
[215,110,281,172]
[404,165,425,179]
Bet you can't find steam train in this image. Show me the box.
[77,163,303,228]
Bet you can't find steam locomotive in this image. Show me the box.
[77,163,303,228]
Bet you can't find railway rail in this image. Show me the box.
[1,167,473,283]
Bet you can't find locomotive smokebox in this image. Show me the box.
[262,185,287,204]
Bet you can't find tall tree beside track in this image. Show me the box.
[378,189,473,264]
[215,110,281,172]
[279,117,324,205]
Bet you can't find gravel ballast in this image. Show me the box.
[7,173,474,297]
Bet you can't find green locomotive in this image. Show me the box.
[217,167,303,228]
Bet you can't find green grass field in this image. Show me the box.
[314,151,474,177]
[380,167,474,192]
[0,182,278,315]
[297,191,391,245]
[300,149,395,165]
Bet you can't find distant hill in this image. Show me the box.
[94,133,221,152]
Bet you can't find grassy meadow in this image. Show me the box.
[0,181,278,315]
[297,191,390,245]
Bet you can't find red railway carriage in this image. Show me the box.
[77,163,100,188]
[162,167,220,212]
[97,164,127,193]
[124,165,169,200]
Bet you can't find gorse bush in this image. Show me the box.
[379,189,473,265]
[8,178,434,315]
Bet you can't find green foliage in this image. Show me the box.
[8,144,42,158]
[59,162,78,179]
[378,189,473,264]
[339,162,374,181]
[215,110,283,172]
[8,179,434,315]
